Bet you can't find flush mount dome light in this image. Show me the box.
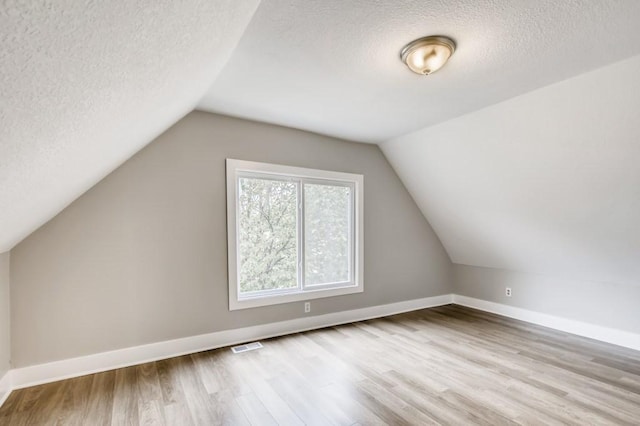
[400,35,456,75]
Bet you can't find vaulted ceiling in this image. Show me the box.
[2,1,640,286]
[0,0,260,252]
[382,55,640,287]
[199,0,640,142]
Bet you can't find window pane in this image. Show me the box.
[304,183,351,285]
[238,177,298,294]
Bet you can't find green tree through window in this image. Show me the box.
[227,159,363,310]
[304,183,351,285]
[238,178,298,293]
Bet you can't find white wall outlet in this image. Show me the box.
[505,287,512,297]
[304,302,311,313]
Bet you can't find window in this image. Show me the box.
[227,159,364,310]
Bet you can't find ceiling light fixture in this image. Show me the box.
[400,35,456,75]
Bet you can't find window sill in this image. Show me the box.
[229,284,363,310]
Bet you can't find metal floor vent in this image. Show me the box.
[231,341,263,354]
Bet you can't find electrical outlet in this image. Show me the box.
[304,302,311,313]
[505,287,512,297]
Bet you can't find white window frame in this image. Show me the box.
[226,159,364,310]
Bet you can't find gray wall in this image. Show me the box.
[10,111,452,368]
[0,252,9,381]
[453,264,640,333]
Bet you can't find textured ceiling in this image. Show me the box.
[382,55,640,287]
[198,0,640,143]
[4,0,640,263]
[0,0,260,252]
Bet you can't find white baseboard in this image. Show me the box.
[10,294,453,390]
[0,370,11,408]
[3,293,639,409]
[452,294,640,351]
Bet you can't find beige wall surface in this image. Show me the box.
[10,112,452,368]
[453,264,640,333]
[0,252,9,379]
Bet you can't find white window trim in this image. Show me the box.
[226,159,364,310]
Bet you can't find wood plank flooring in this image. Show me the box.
[1,304,639,425]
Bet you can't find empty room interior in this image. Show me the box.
[1,1,640,424]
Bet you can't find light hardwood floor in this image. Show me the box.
[1,305,639,425]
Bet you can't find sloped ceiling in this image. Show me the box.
[199,0,640,287]
[382,55,640,287]
[0,0,260,252]
[3,0,640,288]
[199,0,640,143]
